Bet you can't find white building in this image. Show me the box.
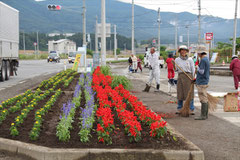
[48,39,76,54]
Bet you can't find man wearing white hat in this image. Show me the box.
[174,45,195,115]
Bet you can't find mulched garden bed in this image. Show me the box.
[0,71,194,151]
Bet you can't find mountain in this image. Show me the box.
[2,0,239,43]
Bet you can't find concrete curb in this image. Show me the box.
[210,70,232,76]
[0,123,204,160]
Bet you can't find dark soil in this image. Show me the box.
[0,74,193,151]
[0,93,54,139]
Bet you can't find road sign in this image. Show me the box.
[97,23,111,37]
[72,54,81,71]
[179,36,183,43]
[152,39,156,44]
[205,33,213,41]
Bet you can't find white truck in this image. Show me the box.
[0,2,19,82]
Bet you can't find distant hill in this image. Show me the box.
[2,0,240,43]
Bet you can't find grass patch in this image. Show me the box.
[111,75,132,90]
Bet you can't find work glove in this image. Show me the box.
[191,78,196,84]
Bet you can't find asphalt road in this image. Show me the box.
[0,58,128,92]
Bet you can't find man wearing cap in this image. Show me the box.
[195,46,210,120]
[230,55,240,89]
[174,45,195,115]
[143,47,160,92]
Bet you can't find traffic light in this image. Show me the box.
[47,5,62,11]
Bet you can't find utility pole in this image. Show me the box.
[83,0,86,45]
[232,0,238,56]
[101,0,106,65]
[198,0,201,45]
[175,16,178,53]
[132,0,135,55]
[158,8,161,55]
[110,39,112,53]
[23,31,26,54]
[95,16,98,54]
[114,24,117,60]
[186,25,190,49]
[36,31,39,54]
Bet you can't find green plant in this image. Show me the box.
[87,49,93,57]
[116,48,121,55]
[111,75,132,90]
[100,66,112,76]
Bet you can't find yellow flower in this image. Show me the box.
[11,123,14,126]
[35,121,38,124]
[38,115,41,118]
[2,110,6,113]
[17,116,20,119]
[16,119,19,122]
[21,113,24,115]
[36,112,40,115]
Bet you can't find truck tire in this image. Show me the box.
[5,61,10,80]
[0,61,6,82]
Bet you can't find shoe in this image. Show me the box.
[195,103,208,120]
[168,79,174,86]
[154,84,160,92]
[190,110,195,115]
[175,110,181,114]
[143,84,151,92]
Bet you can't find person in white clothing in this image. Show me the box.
[143,47,160,92]
[131,54,138,73]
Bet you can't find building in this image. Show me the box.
[48,33,75,37]
[48,39,76,54]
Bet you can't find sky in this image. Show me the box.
[118,0,239,19]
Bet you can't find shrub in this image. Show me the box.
[111,75,132,90]
[100,66,112,76]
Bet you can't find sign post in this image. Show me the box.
[205,33,213,59]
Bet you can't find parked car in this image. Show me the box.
[48,53,60,63]
[68,52,76,63]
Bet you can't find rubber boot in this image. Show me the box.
[195,103,208,120]
[143,84,151,92]
[206,102,209,119]
[154,84,160,92]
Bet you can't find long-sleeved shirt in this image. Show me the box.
[175,57,195,76]
[230,58,240,76]
[196,56,210,85]
[149,52,159,68]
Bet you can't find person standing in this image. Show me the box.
[166,53,175,85]
[195,46,210,120]
[132,54,138,73]
[128,56,133,72]
[137,56,142,72]
[143,47,160,92]
[174,45,195,115]
[230,55,240,89]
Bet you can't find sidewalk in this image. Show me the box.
[111,63,240,160]
[111,63,240,128]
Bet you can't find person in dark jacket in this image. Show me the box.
[230,55,240,89]
[194,47,210,120]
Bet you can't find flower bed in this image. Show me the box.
[0,67,190,151]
